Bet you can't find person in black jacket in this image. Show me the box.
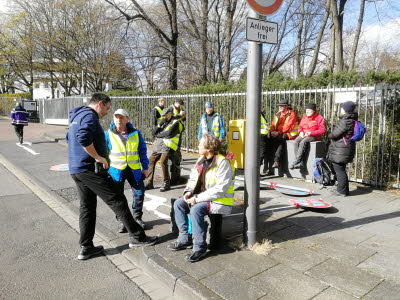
[327,101,357,196]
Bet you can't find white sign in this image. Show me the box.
[247,0,283,15]
[246,18,278,44]
[334,92,357,104]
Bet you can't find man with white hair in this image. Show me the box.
[105,108,149,231]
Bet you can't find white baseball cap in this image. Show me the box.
[114,109,129,118]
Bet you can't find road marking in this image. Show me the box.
[22,141,32,146]
[16,143,40,155]
[144,193,171,220]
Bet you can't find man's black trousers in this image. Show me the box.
[13,124,24,140]
[71,171,145,247]
[331,162,349,196]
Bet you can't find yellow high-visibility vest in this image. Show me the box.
[205,155,235,206]
[201,114,221,138]
[290,123,299,137]
[260,114,269,135]
[163,120,180,151]
[108,130,140,170]
[154,106,163,125]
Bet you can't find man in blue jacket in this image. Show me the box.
[105,108,149,232]
[197,101,225,142]
[67,93,157,260]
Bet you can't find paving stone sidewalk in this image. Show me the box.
[15,128,400,299]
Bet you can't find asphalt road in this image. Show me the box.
[0,120,151,299]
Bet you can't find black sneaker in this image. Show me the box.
[129,235,158,248]
[134,218,146,229]
[167,241,193,251]
[185,250,207,263]
[145,183,154,190]
[78,245,104,260]
[159,184,171,192]
[118,222,127,233]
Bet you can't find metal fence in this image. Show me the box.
[36,85,400,189]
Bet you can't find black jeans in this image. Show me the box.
[294,136,316,161]
[331,162,349,195]
[169,149,182,180]
[268,133,288,163]
[260,134,271,169]
[13,124,24,140]
[71,171,145,247]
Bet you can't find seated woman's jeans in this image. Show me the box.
[174,197,209,252]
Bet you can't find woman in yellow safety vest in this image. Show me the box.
[167,133,235,263]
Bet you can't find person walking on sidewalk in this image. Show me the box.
[168,134,235,263]
[105,108,149,232]
[67,93,157,260]
[10,102,29,144]
[153,97,167,127]
[327,101,358,197]
[290,103,326,169]
[145,108,181,192]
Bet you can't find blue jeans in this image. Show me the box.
[116,168,145,219]
[174,197,209,252]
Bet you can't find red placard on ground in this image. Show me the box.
[50,163,69,171]
[247,0,283,16]
[289,199,332,209]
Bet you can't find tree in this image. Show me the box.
[105,0,179,90]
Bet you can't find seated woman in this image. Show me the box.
[167,133,235,263]
[290,103,326,169]
[327,101,358,196]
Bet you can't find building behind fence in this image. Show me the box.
[1,85,399,189]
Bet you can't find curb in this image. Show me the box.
[0,152,219,300]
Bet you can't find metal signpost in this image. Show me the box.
[244,0,282,247]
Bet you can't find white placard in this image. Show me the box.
[334,92,357,104]
[246,18,278,44]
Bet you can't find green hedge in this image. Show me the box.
[106,70,400,97]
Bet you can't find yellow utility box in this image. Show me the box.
[228,119,246,169]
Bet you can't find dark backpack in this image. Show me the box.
[313,158,336,187]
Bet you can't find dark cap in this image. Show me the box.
[277,99,289,106]
[341,101,356,113]
[205,101,213,108]
[306,103,316,111]
[175,99,184,105]
[161,108,172,116]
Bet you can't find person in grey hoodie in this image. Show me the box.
[67,93,157,260]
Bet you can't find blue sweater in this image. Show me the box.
[105,122,149,183]
[67,106,108,174]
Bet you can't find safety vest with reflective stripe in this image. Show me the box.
[260,114,269,135]
[154,106,163,125]
[205,155,235,206]
[108,130,141,170]
[201,113,221,138]
[290,123,299,137]
[272,114,299,138]
[163,119,180,151]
